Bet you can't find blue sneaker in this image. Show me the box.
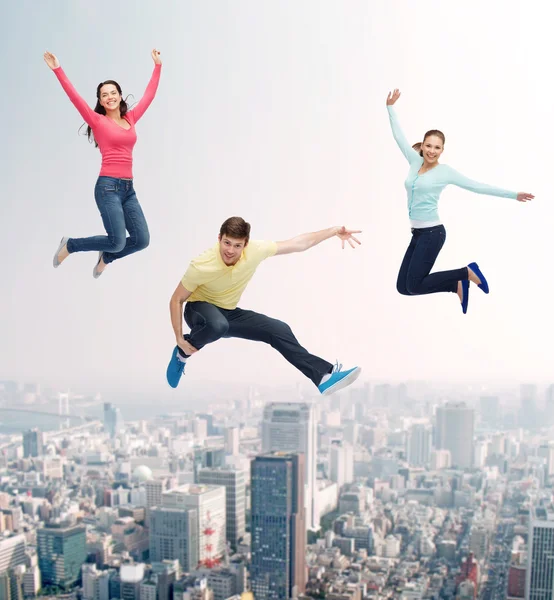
[318,362,361,396]
[461,279,470,314]
[468,262,489,294]
[166,346,186,389]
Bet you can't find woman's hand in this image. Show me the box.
[516,192,534,202]
[151,48,162,65]
[386,88,401,106]
[43,51,60,70]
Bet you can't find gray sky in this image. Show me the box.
[2,0,551,396]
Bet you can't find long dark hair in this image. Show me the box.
[81,80,131,148]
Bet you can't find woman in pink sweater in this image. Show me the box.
[44,49,162,278]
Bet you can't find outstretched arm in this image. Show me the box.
[447,166,534,202]
[128,49,162,123]
[275,226,362,256]
[386,89,421,164]
[44,51,97,126]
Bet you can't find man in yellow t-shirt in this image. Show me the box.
[167,216,362,396]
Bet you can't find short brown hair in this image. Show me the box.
[219,216,251,241]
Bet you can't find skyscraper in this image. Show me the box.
[526,506,554,600]
[149,508,198,572]
[262,403,317,530]
[435,403,474,469]
[197,466,246,549]
[479,396,500,428]
[162,485,226,565]
[520,384,538,430]
[103,403,123,438]
[224,427,240,456]
[406,424,432,467]
[250,452,306,600]
[23,429,43,458]
[37,523,86,587]
[329,441,354,489]
[0,534,26,573]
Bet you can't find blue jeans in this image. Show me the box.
[66,177,150,265]
[396,225,468,295]
[181,301,333,387]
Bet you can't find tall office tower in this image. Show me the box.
[473,440,488,469]
[520,384,538,430]
[193,447,226,481]
[103,403,124,438]
[119,563,145,600]
[37,523,86,587]
[406,424,432,467]
[162,485,226,564]
[197,466,246,549]
[250,453,306,600]
[150,508,198,572]
[546,385,554,427]
[224,427,240,456]
[261,402,317,530]
[435,402,474,469]
[537,444,554,479]
[526,506,554,599]
[329,441,354,489]
[0,534,26,573]
[23,429,43,458]
[479,396,500,428]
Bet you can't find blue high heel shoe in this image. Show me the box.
[468,262,489,294]
[461,279,470,314]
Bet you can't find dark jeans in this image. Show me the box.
[66,176,150,264]
[180,301,333,387]
[396,225,468,295]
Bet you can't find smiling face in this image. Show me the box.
[218,235,248,266]
[421,132,445,166]
[99,83,122,112]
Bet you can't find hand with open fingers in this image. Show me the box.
[387,89,401,106]
[336,226,362,250]
[151,49,162,65]
[517,192,534,202]
[43,51,60,70]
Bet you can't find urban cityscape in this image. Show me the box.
[0,379,551,599]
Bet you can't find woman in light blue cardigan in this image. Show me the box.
[386,89,534,313]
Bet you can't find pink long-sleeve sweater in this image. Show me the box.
[53,63,161,178]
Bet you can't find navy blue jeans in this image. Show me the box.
[66,177,150,265]
[397,225,468,295]
[180,301,333,386]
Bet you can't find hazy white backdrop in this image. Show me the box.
[1,0,552,398]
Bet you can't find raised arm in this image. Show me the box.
[127,49,162,123]
[44,51,97,126]
[275,226,362,256]
[386,89,421,164]
[446,166,534,202]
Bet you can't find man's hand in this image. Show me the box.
[336,226,362,249]
[177,338,198,355]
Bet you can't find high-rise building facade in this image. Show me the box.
[406,424,432,467]
[329,441,354,489]
[435,403,474,469]
[162,485,226,564]
[526,507,554,600]
[250,452,306,600]
[0,534,26,573]
[37,523,86,587]
[103,403,123,439]
[261,403,317,530]
[197,467,246,549]
[23,429,43,458]
[149,508,198,572]
[224,427,240,456]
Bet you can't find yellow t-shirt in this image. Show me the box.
[181,240,278,310]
